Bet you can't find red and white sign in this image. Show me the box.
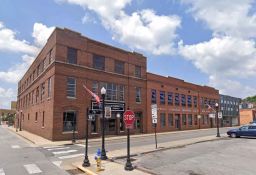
[123,110,135,129]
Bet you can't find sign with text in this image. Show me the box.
[209,113,215,118]
[92,100,125,112]
[105,106,111,119]
[151,104,158,124]
[218,112,223,119]
[124,110,135,129]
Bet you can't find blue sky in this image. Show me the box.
[0,0,256,109]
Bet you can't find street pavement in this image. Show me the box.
[0,125,71,175]
[134,137,256,175]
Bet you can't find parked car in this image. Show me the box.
[227,124,256,138]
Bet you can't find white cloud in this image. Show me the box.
[0,21,39,55]
[209,76,256,98]
[179,36,256,98]
[181,0,256,39]
[32,23,55,47]
[57,0,181,55]
[0,87,16,109]
[0,55,35,83]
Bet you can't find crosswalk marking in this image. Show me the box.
[11,145,20,149]
[43,145,63,149]
[76,144,91,148]
[58,153,84,159]
[52,161,62,167]
[0,168,5,175]
[47,147,70,151]
[24,164,42,174]
[52,150,77,155]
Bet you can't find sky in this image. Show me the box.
[0,0,256,109]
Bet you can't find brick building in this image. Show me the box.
[240,109,256,125]
[16,28,219,141]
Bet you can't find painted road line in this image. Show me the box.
[47,147,70,151]
[43,146,63,149]
[52,161,62,167]
[76,144,91,148]
[52,150,78,155]
[0,168,5,175]
[24,164,42,174]
[58,153,84,159]
[11,145,20,149]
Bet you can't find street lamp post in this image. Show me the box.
[19,111,22,131]
[215,103,220,137]
[101,87,107,160]
[83,108,90,167]
[72,114,76,144]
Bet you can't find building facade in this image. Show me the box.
[220,94,241,126]
[16,28,219,141]
[146,73,219,133]
[240,109,256,125]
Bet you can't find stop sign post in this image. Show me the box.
[123,109,135,171]
[124,110,135,129]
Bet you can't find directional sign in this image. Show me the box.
[218,112,223,119]
[209,113,215,118]
[151,104,158,124]
[123,110,135,129]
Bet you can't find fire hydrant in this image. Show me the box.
[95,148,103,172]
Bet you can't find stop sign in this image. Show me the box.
[123,110,135,129]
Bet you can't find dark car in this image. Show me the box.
[227,124,256,138]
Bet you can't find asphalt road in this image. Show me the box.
[0,125,70,175]
[135,137,256,175]
[37,127,230,166]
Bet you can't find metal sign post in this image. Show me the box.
[151,104,158,149]
[83,108,90,167]
[124,109,135,171]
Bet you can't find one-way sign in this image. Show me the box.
[151,104,158,124]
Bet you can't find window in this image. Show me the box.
[35,112,38,122]
[188,114,192,125]
[93,54,105,70]
[136,87,141,103]
[175,93,180,106]
[37,65,40,77]
[187,95,192,107]
[42,111,45,127]
[151,89,157,104]
[160,91,165,104]
[36,87,39,103]
[193,96,197,108]
[67,77,76,98]
[119,85,124,101]
[181,94,186,107]
[182,114,186,125]
[135,65,141,78]
[40,83,45,100]
[115,60,124,74]
[28,114,30,121]
[49,49,53,64]
[63,111,77,132]
[168,113,173,127]
[160,113,166,128]
[204,115,208,125]
[194,115,198,125]
[67,47,77,64]
[31,91,34,104]
[167,92,173,105]
[43,58,47,69]
[48,77,52,98]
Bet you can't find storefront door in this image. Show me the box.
[175,114,181,130]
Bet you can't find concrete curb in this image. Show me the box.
[6,127,37,144]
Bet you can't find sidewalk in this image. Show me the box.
[6,125,231,147]
[72,134,227,175]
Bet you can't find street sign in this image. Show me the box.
[151,104,158,124]
[152,118,157,124]
[105,106,111,119]
[88,114,95,121]
[218,112,223,119]
[209,113,215,118]
[123,110,135,129]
